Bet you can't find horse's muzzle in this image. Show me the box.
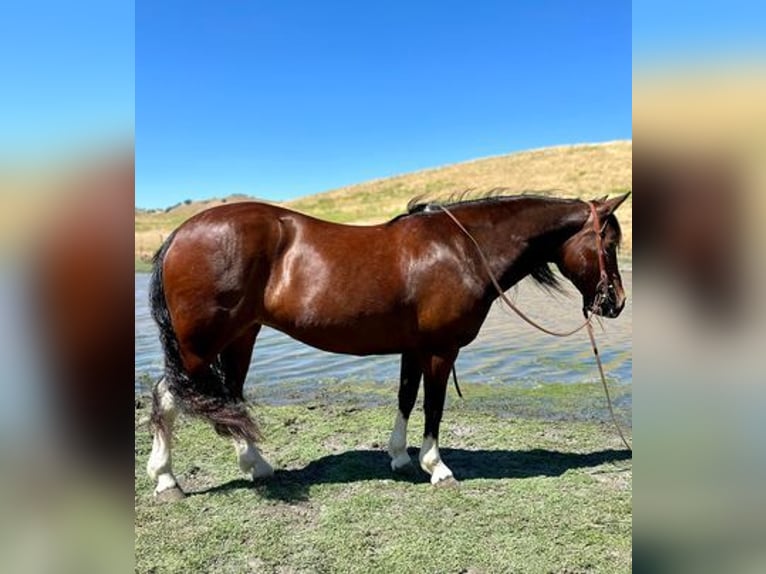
[598,289,626,318]
[588,285,626,318]
[600,300,624,318]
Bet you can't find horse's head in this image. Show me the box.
[557,193,630,318]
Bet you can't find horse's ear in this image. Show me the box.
[597,191,631,218]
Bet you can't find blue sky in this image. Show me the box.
[136,1,631,208]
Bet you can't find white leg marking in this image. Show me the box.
[234,438,274,479]
[388,410,412,471]
[419,435,454,485]
[147,378,180,494]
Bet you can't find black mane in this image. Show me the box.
[393,189,622,246]
[386,190,561,224]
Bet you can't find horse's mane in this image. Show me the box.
[403,188,575,214]
[394,188,622,243]
[388,189,621,293]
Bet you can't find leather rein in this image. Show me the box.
[438,202,632,452]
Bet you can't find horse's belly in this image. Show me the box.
[291,333,402,356]
[264,315,412,356]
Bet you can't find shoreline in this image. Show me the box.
[135,378,632,433]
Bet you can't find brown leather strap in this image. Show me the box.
[590,201,609,291]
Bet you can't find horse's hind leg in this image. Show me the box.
[220,327,274,480]
[388,351,423,471]
[147,377,185,500]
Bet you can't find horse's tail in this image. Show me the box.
[149,231,260,442]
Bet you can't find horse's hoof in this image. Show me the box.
[251,464,275,480]
[390,453,413,472]
[432,476,460,488]
[155,486,186,502]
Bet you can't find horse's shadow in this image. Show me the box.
[191,447,631,502]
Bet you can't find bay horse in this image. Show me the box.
[147,192,629,498]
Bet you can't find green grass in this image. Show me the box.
[135,385,632,573]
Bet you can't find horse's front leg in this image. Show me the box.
[419,349,459,486]
[388,352,423,471]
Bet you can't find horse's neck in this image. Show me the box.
[459,200,586,290]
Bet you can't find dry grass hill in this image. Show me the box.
[135,140,632,268]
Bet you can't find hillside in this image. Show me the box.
[135,140,632,268]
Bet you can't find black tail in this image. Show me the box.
[149,232,260,442]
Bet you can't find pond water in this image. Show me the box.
[135,270,632,400]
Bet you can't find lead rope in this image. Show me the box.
[452,365,463,399]
[585,318,632,451]
[438,204,632,452]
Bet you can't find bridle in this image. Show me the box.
[438,201,632,452]
[589,201,613,317]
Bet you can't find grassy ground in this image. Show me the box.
[134,141,632,269]
[135,383,632,573]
